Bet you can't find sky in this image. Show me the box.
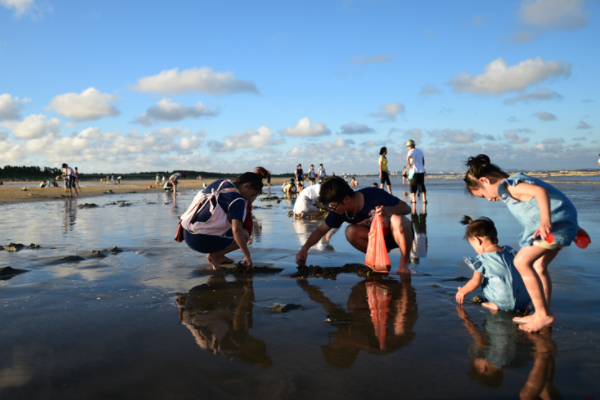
[0,0,598,174]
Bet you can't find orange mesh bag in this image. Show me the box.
[366,282,391,350]
[365,213,391,272]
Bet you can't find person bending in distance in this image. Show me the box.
[296,176,413,273]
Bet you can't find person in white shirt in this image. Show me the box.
[293,184,327,218]
[405,139,426,204]
[61,163,78,197]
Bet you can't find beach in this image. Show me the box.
[1,176,599,399]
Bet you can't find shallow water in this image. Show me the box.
[1,183,599,399]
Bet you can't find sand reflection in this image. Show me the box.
[297,275,418,368]
[176,276,272,369]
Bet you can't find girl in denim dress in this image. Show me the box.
[456,216,531,312]
[463,155,578,333]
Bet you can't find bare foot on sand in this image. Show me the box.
[513,314,534,324]
[220,256,234,264]
[206,254,221,270]
[397,259,411,274]
[519,314,555,333]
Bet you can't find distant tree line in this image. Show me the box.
[1,165,293,180]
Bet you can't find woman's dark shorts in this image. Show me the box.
[184,229,234,254]
[410,173,427,194]
[380,171,391,186]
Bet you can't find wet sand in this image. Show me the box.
[0,178,599,399]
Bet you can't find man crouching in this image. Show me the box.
[295,176,414,273]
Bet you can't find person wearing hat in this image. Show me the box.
[405,139,426,204]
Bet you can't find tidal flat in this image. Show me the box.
[1,177,599,399]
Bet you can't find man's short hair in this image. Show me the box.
[318,176,355,204]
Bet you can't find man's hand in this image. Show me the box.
[375,205,388,218]
[243,255,253,271]
[296,248,308,265]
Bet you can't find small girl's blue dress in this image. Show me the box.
[464,246,531,311]
[497,173,578,247]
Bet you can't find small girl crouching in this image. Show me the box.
[456,215,531,312]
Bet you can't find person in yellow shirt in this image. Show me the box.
[379,147,392,195]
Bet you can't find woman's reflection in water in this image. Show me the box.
[176,276,272,369]
[297,275,418,368]
[456,306,562,399]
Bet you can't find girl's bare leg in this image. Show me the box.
[512,246,556,332]
[514,249,558,324]
[387,184,393,195]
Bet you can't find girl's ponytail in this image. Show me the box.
[460,215,499,244]
[463,154,508,189]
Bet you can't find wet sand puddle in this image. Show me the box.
[1,182,599,399]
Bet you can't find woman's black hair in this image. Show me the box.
[463,154,509,190]
[460,215,499,244]
[318,176,355,205]
[233,172,264,191]
[379,147,387,155]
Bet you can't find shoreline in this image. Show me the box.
[0,178,291,206]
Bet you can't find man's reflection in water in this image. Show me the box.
[169,192,178,215]
[62,199,77,234]
[176,276,272,369]
[297,275,418,368]
[410,202,427,265]
[457,306,562,399]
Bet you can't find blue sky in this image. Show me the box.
[0,0,598,174]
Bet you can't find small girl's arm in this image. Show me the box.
[506,182,552,240]
[456,271,483,304]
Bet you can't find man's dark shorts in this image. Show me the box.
[410,173,426,194]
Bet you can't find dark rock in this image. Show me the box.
[471,295,487,304]
[267,303,302,313]
[259,196,279,202]
[106,246,123,253]
[229,262,283,274]
[274,199,281,204]
[89,250,107,258]
[4,243,24,252]
[442,276,470,282]
[0,266,29,278]
[287,211,294,217]
[78,203,98,208]
[28,243,40,249]
[119,202,130,207]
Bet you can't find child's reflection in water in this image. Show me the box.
[297,275,418,368]
[456,306,562,399]
[176,276,272,369]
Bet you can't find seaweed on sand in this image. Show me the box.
[291,263,387,280]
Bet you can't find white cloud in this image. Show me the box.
[419,85,443,96]
[504,131,530,144]
[572,136,587,141]
[541,138,564,144]
[0,93,30,121]
[132,67,258,96]
[47,88,120,121]
[533,111,556,121]
[448,57,571,95]
[210,126,281,151]
[369,102,405,121]
[340,122,375,135]
[349,54,396,65]
[3,114,60,139]
[503,88,562,105]
[0,0,43,18]
[179,135,204,151]
[577,121,592,129]
[134,99,218,126]
[428,128,495,143]
[519,0,588,30]
[279,117,331,137]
